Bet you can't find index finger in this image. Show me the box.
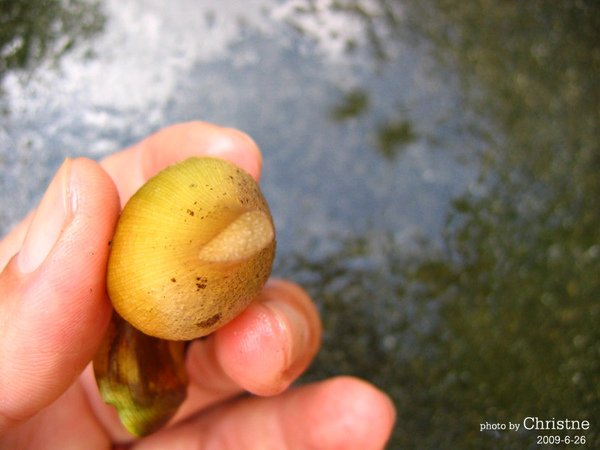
[101,121,263,206]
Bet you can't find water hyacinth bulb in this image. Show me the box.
[95,156,276,436]
[107,156,276,340]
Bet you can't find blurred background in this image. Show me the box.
[1,0,599,448]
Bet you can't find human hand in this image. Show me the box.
[0,122,395,449]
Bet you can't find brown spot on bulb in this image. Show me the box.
[196,313,221,328]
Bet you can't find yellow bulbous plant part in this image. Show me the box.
[108,157,275,340]
[94,157,276,436]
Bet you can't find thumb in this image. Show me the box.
[0,158,120,433]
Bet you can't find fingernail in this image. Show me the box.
[18,159,76,274]
[263,290,310,368]
[222,127,259,152]
[209,128,262,180]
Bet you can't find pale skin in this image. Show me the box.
[0,122,396,449]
